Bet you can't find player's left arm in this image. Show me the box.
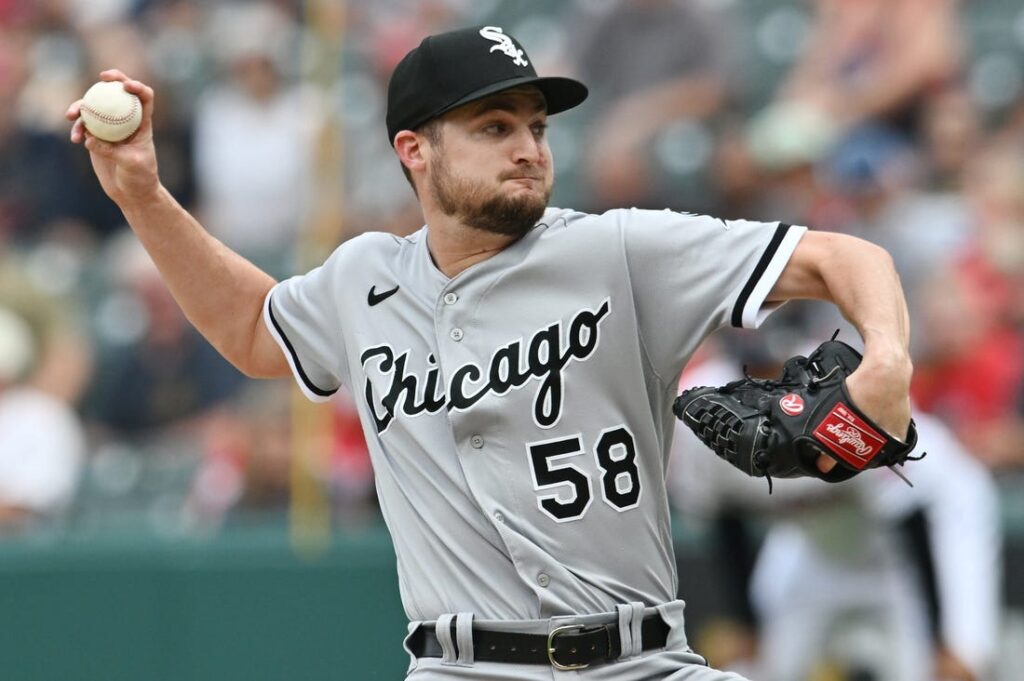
[767,230,912,445]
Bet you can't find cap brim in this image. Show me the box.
[417,76,588,129]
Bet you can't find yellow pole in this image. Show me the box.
[290,0,347,558]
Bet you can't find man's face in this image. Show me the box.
[424,87,553,238]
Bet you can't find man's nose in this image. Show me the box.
[511,127,543,164]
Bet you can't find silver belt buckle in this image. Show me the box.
[547,624,590,671]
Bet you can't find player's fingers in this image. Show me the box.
[65,99,83,121]
[123,79,156,122]
[122,78,154,104]
[98,69,130,83]
[815,454,837,473]
[83,131,116,157]
[70,117,86,143]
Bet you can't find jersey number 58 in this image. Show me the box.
[527,426,641,523]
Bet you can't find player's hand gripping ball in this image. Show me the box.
[78,81,142,142]
[673,335,922,491]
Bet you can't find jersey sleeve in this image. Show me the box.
[621,209,806,381]
[263,252,347,402]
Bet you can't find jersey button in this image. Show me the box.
[443,292,458,305]
[470,435,484,449]
[493,511,504,524]
[450,328,464,342]
[536,573,550,588]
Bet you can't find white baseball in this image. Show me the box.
[79,81,142,143]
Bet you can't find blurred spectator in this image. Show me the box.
[960,144,1024,328]
[912,143,1024,469]
[868,92,979,299]
[707,119,767,220]
[185,383,375,530]
[739,0,966,240]
[192,1,324,277]
[84,231,246,440]
[918,87,982,191]
[183,382,290,529]
[335,0,464,238]
[0,302,85,533]
[912,267,1019,438]
[0,21,95,246]
[773,0,963,143]
[743,99,843,227]
[0,257,93,403]
[571,0,729,210]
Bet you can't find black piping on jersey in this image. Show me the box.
[730,223,791,328]
[267,296,338,398]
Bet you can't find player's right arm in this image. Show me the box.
[66,71,289,379]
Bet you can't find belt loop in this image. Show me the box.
[628,602,644,656]
[615,602,645,659]
[435,613,457,665]
[455,612,475,666]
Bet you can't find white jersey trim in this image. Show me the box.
[733,223,806,329]
[262,287,338,403]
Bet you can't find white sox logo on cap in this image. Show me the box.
[479,26,529,67]
[779,393,804,416]
[385,25,586,143]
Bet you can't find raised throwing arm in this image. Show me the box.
[66,71,289,379]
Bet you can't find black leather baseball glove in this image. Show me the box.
[673,335,921,491]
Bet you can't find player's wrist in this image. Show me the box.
[116,180,167,213]
[860,332,912,380]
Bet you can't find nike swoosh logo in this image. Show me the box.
[368,284,400,306]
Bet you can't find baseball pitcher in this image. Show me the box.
[67,25,916,680]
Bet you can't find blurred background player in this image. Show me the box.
[669,334,1001,681]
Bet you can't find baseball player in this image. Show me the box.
[66,26,915,680]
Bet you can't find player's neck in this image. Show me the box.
[424,213,520,278]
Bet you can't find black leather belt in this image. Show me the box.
[407,615,670,670]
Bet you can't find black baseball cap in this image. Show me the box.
[386,25,588,145]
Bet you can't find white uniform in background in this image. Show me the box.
[0,387,85,518]
[670,355,1002,681]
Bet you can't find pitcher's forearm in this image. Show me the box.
[820,239,911,371]
[119,185,279,374]
[773,232,911,366]
[770,231,914,441]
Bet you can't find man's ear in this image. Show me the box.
[394,130,427,174]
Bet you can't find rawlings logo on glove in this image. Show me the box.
[814,404,886,465]
[672,335,922,491]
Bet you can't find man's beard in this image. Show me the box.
[428,154,550,238]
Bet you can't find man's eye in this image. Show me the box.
[484,123,507,135]
[531,123,548,137]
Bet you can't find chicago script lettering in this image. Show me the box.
[359,299,611,434]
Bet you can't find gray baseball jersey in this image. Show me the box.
[263,207,805,623]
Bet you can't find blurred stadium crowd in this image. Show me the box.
[2,0,1024,678]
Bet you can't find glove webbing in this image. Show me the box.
[690,405,742,464]
[686,401,776,491]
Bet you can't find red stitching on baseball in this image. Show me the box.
[81,95,140,125]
